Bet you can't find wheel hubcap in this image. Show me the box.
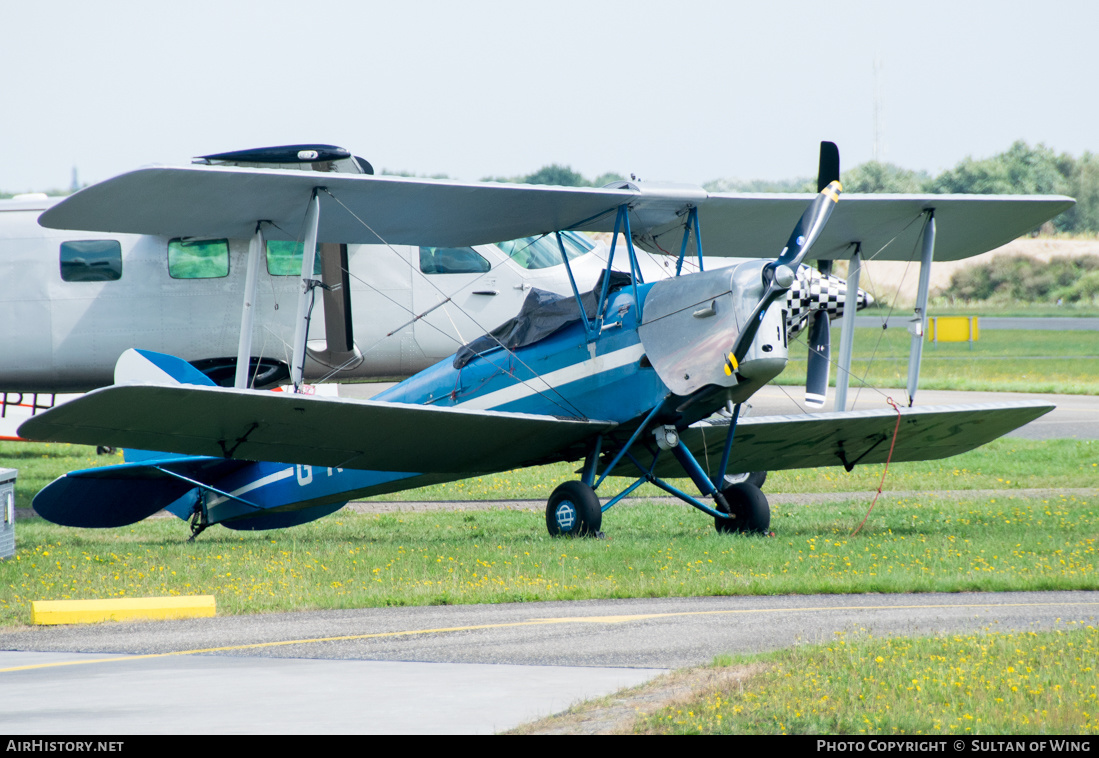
[555,501,577,531]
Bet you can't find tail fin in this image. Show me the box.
[115,348,217,387]
[115,350,216,463]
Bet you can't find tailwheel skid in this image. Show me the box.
[187,492,211,542]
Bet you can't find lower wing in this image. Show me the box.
[609,402,1054,477]
[18,384,616,473]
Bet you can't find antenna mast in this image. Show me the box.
[873,56,885,163]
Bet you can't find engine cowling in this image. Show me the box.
[638,261,788,413]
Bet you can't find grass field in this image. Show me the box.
[8,437,1094,510]
[3,473,1094,626]
[779,327,1099,395]
[633,626,1098,734]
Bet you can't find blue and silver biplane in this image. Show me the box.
[20,144,1071,538]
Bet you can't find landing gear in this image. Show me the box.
[187,493,210,542]
[714,482,770,535]
[546,481,602,537]
[723,471,767,489]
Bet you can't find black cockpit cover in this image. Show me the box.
[453,271,631,368]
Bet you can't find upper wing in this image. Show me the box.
[609,401,1055,478]
[18,384,615,473]
[684,193,1075,262]
[39,165,1073,261]
[38,166,636,248]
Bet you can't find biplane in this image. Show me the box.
[19,143,1071,538]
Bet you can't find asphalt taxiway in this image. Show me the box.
[2,591,1096,734]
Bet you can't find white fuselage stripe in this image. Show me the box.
[209,467,294,506]
[455,343,646,411]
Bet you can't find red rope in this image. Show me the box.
[851,397,903,537]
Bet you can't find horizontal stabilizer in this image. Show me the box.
[609,402,1054,478]
[32,456,246,528]
[39,165,1073,261]
[19,384,615,473]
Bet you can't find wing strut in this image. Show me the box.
[674,206,704,276]
[290,191,322,390]
[556,231,596,342]
[833,243,862,411]
[596,205,645,329]
[556,204,648,340]
[234,223,266,388]
[906,211,936,405]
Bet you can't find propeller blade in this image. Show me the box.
[724,142,843,375]
[817,141,840,192]
[805,310,830,408]
[774,179,842,272]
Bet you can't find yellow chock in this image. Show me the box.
[31,596,216,625]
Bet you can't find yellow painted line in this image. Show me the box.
[532,600,1099,625]
[3,600,1096,674]
[31,596,216,625]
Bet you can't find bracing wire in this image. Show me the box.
[320,189,590,420]
[768,210,929,414]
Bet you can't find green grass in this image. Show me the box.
[635,626,1099,734]
[779,327,1099,394]
[373,437,1097,502]
[923,302,1099,318]
[1,442,105,510]
[3,490,1094,627]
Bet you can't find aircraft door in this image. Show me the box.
[412,245,527,359]
[342,244,417,377]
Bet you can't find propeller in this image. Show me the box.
[725,142,842,377]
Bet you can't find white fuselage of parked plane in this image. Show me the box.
[0,196,865,394]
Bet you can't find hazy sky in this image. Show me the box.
[4,0,1096,192]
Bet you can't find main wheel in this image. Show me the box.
[714,482,770,535]
[546,481,602,537]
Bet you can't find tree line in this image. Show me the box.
[488,142,1099,235]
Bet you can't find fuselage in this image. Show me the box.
[185,263,791,529]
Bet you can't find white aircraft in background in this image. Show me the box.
[0,145,870,439]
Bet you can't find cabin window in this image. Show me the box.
[168,239,229,279]
[419,246,491,275]
[265,241,323,276]
[59,240,122,282]
[496,232,593,270]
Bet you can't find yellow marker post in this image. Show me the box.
[31,596,216,625]
[929,316,978,347]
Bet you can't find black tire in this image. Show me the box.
[714,482,770,535]
[546,481,602,537]
[723,471,767,489]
